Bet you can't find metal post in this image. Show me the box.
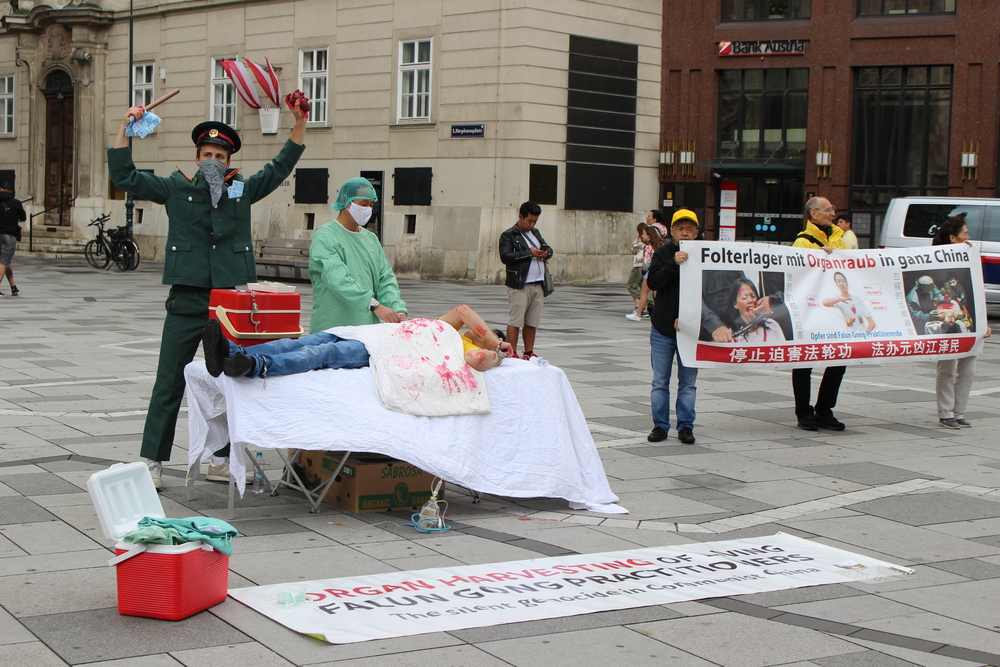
[124,0,134,239]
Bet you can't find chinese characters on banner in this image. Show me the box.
[676,242,987,369]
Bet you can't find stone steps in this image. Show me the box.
[16,236,88,258]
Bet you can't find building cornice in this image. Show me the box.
[2,5,114,33]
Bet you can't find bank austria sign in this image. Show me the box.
[718,40,805,56]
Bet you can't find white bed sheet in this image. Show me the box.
[185,359,625,513]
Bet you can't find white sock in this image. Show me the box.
[212,456,227,466]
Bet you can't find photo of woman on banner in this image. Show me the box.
[727,278,787,343]
[699,270,792,342]
[904,269,977,336]
[823,272,875,332]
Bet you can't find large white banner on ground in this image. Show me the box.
[229,533,911,644]
[676,242,988,368]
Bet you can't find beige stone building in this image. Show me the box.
[0,0,662,283]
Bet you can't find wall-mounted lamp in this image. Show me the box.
[816,140,832,179]
[660,140,678,177]
[679,140,697,177]
[159,68,167,81]
[962,141,979,181]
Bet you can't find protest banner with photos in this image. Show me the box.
[229,533,911,644]
[677,241,987,369]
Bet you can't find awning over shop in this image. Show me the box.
[697,162,803,174]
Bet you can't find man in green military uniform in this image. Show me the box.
[108,101,307,489]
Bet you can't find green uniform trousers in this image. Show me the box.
[140,285,230,462]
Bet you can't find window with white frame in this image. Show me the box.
[398,39,431,122]
[132,63,154,108]
[299,48,328,124]
[0,76,13,136]
[211,57,236,126]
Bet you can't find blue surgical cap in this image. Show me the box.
[332,177,378,211]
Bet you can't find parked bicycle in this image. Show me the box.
[85,213,140,271]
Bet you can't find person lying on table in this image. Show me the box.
[201,304,514,378]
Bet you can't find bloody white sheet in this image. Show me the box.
[184,359,625,513]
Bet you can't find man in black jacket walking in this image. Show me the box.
[0,182,25,297]
[498,201,553,359]
[645,209,701,444]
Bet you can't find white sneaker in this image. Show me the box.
[625,312,642,321]
[144,458,163,491]
[206,460,254,483]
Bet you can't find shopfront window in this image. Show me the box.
[851,65,952,246]
[859,0,954,15]
[718,68,808,161]
[723,0,811,20]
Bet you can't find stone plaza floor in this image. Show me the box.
[2,255,1000,666]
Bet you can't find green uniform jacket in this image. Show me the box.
[107,140,305,288]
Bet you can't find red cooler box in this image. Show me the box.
[114,541,229,620]
[209,288,303,346]
[87,462,231,621]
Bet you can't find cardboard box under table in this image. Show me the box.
[294,453,442,513]
[88,462,229,621]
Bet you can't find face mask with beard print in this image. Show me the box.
[348,201,373,226]
[198,159,228,208]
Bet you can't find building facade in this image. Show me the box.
[0,0,661,283]
[660,0,998,248]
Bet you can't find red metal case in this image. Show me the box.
[209,289,302,346]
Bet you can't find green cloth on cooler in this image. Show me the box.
[123,517,239,555]
[121,525,186,546]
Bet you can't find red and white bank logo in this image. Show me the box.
[718,40,806,56]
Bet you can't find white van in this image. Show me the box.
[878,196,1000,304]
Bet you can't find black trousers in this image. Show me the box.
[792,366,846,417]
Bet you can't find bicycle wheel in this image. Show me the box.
[126,240,141,270]
[112,241,134,271]
[85,239,110,269]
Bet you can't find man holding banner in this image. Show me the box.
[645,210,701,444]
[790,197,847,431]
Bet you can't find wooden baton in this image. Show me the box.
[144,88,180,112]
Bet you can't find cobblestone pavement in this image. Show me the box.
[2,256,1000,667]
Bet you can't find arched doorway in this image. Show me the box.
[42,69,74,226]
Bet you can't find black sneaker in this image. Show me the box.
[201,319,230,378]
[796,412,818,431]
[647,426,668,442]
[815,412,846,431]
[223,353,256,378]
[677,427,695,445]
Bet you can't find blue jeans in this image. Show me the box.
[229,332,369,378]
[650,327,698,431]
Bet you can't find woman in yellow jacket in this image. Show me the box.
[791,197,847,431]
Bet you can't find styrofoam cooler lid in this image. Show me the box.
[87,462,166,541]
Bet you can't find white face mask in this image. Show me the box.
[348,201,373,226]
